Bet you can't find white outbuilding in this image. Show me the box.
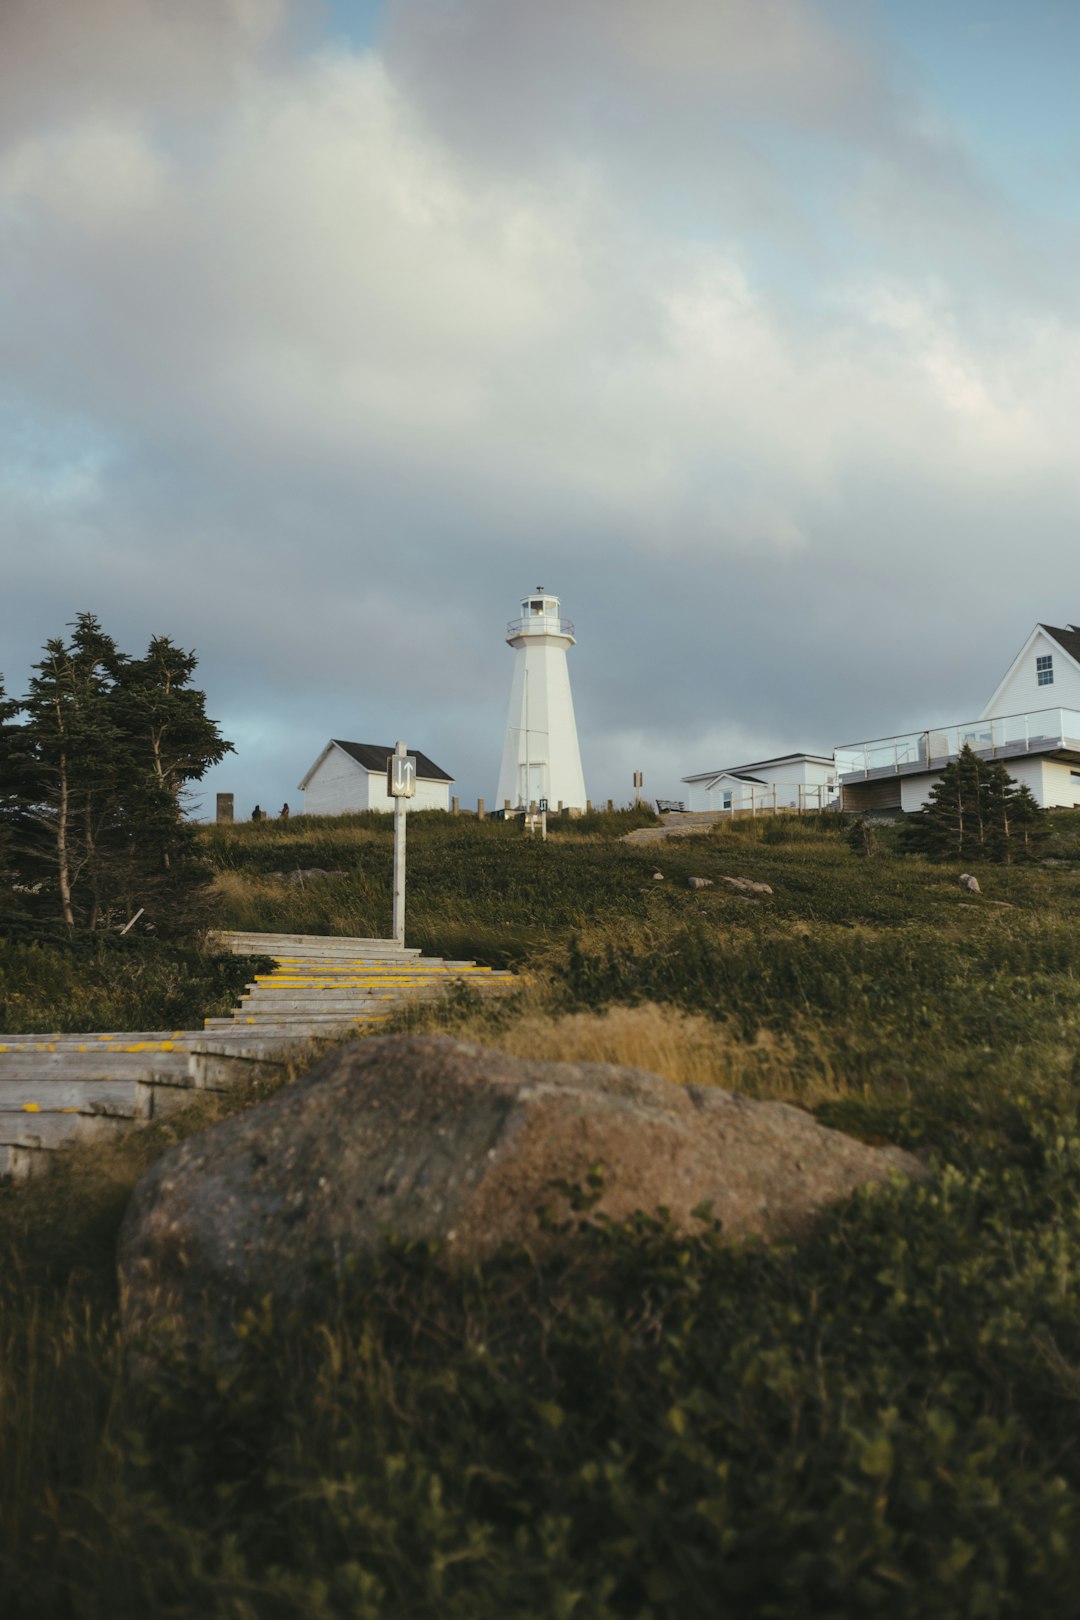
[838,622,1080,813]
[298,740,454,815]
[682,752,839,813]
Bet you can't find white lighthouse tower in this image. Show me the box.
[496,588,587,812]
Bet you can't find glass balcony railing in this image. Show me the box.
[837,707,1080,782]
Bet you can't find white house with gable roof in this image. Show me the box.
[682,752,838,813]
[298,740,454,815]
[838,623,1080,813]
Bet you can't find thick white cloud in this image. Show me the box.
[1,0,1078,812]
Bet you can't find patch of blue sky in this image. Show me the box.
[316,0,387,53]
[880,0,1080,217]
[0,406,116,514]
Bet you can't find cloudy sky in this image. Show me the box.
[3,0,1079,814]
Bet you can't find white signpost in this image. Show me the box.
[387,740,417,946]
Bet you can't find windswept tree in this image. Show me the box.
[899,744,1048,864]
[0,676,30,924]
[17,616,123,928]
[2,616,233,933]
[110,636,233,872]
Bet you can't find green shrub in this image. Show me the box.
[6,1102,1080,1617]
[0,935,271,1033]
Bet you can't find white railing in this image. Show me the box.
[837,707,1080,782]
[506,616,575,639]
[710,782,840,814]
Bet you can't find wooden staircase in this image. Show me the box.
[0,932,515,1181]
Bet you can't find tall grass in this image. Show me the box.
[5,1079,1080,1617]
[3,810,1080,1614]
[405,999,848,1105]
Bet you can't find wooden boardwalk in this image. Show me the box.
[0,932,515,1181]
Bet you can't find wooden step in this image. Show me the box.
[0,1050,193,1078]
[1,934,516,1182]
[0,1078,195,1121]
[0,1111,132,1151]
[211,930,420,957]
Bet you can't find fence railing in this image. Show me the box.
[837,707,1080,782]
[506,616,575,639]
[709,782,840,814]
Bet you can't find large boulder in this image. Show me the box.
[118,1035,922,1350]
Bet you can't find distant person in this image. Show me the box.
[279,803,290,820]
[251,804,264,822]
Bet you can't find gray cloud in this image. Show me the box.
[2,1,1078,817]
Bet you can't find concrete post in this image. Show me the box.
[607,799,614,812]
[451,795,460,816]
[586,800,593,814]
[477,798,486,820]
[216,793,234,824]
[504,799,511,812]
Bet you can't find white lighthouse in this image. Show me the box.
[496,588,587,812]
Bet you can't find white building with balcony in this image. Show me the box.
[838,623,1080,813]
[496,588,587,811]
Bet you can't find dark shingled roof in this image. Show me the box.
[332,740,454,783]
[1041,624,1080,667]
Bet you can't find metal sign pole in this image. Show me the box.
[393,789,406,946]
[387,739,416,948]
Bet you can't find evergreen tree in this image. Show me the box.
[17,616,124,927]
[900,743,1047,863]
[844,817,878,857]
[108,636,233,908]
[0,677,30,924]
[1,617,232,934]
[1005,780,1046,855]
[114,636,232,800]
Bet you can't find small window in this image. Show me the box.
[1037,653,1054,687]
[530,600,543,613]
[722,790,733,810]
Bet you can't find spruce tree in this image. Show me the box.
[2,617,233,934]
[107,636,233,928]
[0,677,29,924]
[900,743,1046,863]
[17,617,124,928]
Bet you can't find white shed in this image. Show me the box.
[298,740,454,815]
[682,753,839,813]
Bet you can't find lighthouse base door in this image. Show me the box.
[520,762,547,808]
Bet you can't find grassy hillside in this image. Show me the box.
[4,808,1080,1617]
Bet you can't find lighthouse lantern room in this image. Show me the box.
[496,588,587,812]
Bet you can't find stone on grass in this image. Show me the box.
[652,871,664,881]
[118,1035,923,1355]
[720,876,773,896]
[687,876,714,890]
[267,867,347,885]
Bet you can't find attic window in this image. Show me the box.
[1037,654,1054,687]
